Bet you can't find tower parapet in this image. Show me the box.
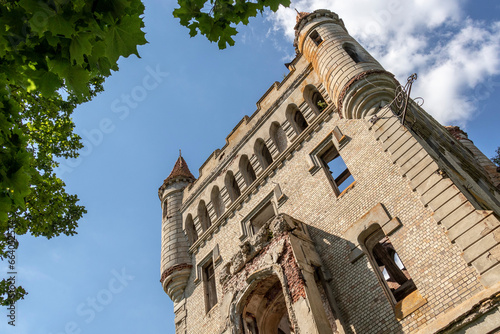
[295,9,397,119]
[158,153,195,302]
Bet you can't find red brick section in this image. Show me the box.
[281,240,307,303]
[160,263,193,283]
[164,155,196,184]
[222,233,306,304]
[444,125,469,141]
[295,11,311,25]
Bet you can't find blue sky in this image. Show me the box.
[2,0,500,333]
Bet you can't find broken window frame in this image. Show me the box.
[363,227,417,306]
[203,259,218,313]
[249,201,276,236]
[319,144,354,196]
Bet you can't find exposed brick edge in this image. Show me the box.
[436,292,500,333]
[444,126,468,142]
[336,69,393,117]
[160,263,193,284]
[281,240,307,303]
[221,233,306,304]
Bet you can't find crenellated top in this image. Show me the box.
[166,7,398,254]
[293,9,346,53]
[180,54,310,197]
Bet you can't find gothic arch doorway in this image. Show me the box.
[240,274,294,334]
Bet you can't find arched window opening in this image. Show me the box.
[211,186,225,219]
[270,122,288,154]
[197,200,211,232]
[241,275,294,334]
[225,171,241,203]
[294,111,308,134]
[286,104,308,135]
[255,139,273,170]
[185,214,198,245]
[239,155,257,187]
[343,43,362,63]
[365,228,417,303]
[312,91,327,112]
[304,85,328,115]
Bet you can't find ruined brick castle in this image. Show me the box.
[158,9,500,333]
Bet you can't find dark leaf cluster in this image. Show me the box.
[0,0,147,306]
[173,0,291,49]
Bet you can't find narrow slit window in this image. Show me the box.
[310,30,323,46]
[203,260,218,312]
[162,200,168,219]
[320,145,354,194]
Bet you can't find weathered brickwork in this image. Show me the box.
[157,9,500,334]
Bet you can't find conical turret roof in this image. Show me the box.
[163,153,196,185]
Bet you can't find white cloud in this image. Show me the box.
[267,0,500,126]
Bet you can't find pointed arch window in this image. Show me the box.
[211,186,225,219]
[198,200,211,232]
[225,171,241,203]
[270,122,288,154]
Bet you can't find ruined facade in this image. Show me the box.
[158,10,500,334]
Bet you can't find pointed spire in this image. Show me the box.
[163,151,196,185]
[295,9,310,24]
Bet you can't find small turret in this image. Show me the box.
[158,152,195,302]
[294,9,397,119]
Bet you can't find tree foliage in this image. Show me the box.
[173,0,291,49]
[0,0,146,306]
[493,147,500,167]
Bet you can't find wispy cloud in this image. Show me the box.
[267,0,500,126]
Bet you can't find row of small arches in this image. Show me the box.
[184,86,328,244]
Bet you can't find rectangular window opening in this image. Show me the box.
[203,260,217,312]
[250,202,276,235]
[320,146,354,194]
[310,30,323,46]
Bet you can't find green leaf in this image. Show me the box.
[70,33,93,65]
[105,15,148,62]
[32,70,62,97]
[65,66,90,96]
[47,15,75,38]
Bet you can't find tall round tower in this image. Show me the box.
[158,153,195,302]
[294,9,397,119]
